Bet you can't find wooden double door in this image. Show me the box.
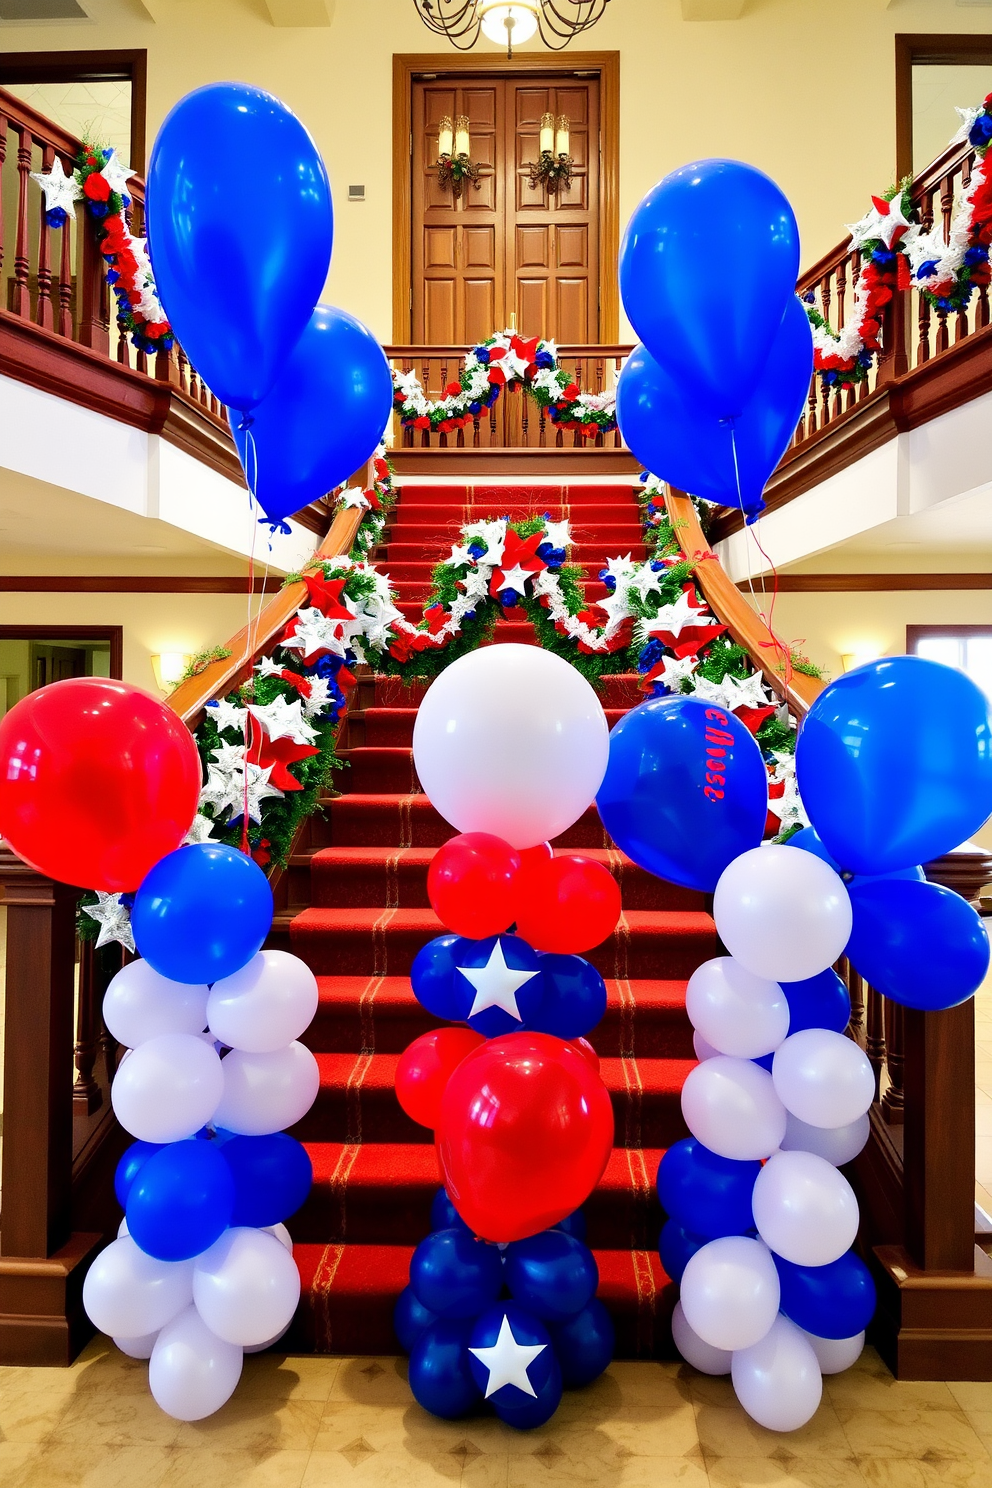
[411,73,600,346]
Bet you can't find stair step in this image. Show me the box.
[350,706,630,747]
[390,503,641,525]
[308,795,609,849]
[366,674,643,709]
[395,483,640,504]
[382,543,648,566]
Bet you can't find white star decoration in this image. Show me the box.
[951,104,984,146]
[184,813,217,845]
[206,697,248,735]
[100,149,134,196]
[199,760,283,824]
[497,563,535,595]
[542,519,571,550]
[82,892,135,953]
[456,940,540,1022]
[301,674,333,720]
[640,588,718,642]
[256,656,284,678]
[655,654,699,691]
[846,194,917,252]
[339,487,371,511]
[631,565,665,604]
[282,606,353,662]
[248,694,319,746]
[445,543,475,568]
[692,671,771,715]
[31,156,82,217]
[469,1314,547,1399]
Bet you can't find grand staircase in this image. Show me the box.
[273,479,717,1357]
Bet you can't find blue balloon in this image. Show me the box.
[752,1052,775,1073]
[616,297,812,519]
[659,1219,707,1284]
[549,1298,615,1388]
[780,968,851,1036]
[619,159,800,419]
[504,1231,598,1321]
[846,878,990,1011]
[795,656,992,875]
[430,1188,470,1235]
[786,826,925,888]
[230,304,392,529]
[394,1284,439,1353]
[456,935,545,1038]
[597,696,768,892]
[774,1250,876,1340]
[410,934,470,1020]
[221,1133,313,1228]
[409,1228,503,1319]
[114,1140,164,1210]
[146,82,332,413]
[469,1304,560,1427]
[408,1317,481,1419]
[657,1139,761,1239]
[552,1210,587,1242]
[131,843,273,984]
[529,953,606,1040]
[126,1141,234,1262]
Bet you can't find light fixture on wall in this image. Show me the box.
[840,646,884,673]
[413,0,612,58]
[150,651,191,693]
[528,112,572,192]
[436,113,481,197]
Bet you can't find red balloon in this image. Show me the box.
[0,677,201,893]
[437,1032,614,1242]
[514,854,622,954]
[395,1027,485,1129]
[427,831,521,938]
[571,1037,601,1074]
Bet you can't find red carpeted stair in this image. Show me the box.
[277,480,714,1358]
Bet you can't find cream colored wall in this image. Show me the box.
[0,0,982,341]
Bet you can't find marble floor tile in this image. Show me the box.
[706,1457,870,1488]
[157,1445,312,1488]
[0,1442,173,1488]
[834,1406,990,1462]
[171,1395,324,1452]
[695,1401,853,1461]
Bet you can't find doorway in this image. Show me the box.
[895,34,992,181]
[0,626,121,719]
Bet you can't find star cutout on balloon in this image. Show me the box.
[455,939,540,1023]
[468,1313,547,1399]
[82,891,136,953]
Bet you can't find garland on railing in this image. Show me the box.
[31,145,174,356]
[392,329,618,439]
[331,443,397,560]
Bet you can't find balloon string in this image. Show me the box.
[727,421,792,693]
[728,423,759,613]
[240,421,261,856]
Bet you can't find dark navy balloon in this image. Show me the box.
[126,1141,234,1263]
[795,657,992,876]
[774,1250,876,1340]
[504,1230,598,1321]
[410,934,471,1020]
[222,1133,313,1228]
[552,1209,588,1241]
[114,1140,164,1210]
[409,1227,503,1319]
[430,1187,470,1235]
[659,1219,707,1284]
[846,878,990,1011]
[131,843,273,984]
[529,953,607,1040]
[549,1298,615,1388]
[469,1304,561,1428]
[657,1139,761,1238]
[780,968,851,1036]
[454,934,544,1038]
[408,1317,481,1419]
[597,696,768,892]
[394,1284,439,1353]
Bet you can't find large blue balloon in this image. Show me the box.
[408,1317,481,1419]
[114,1140,164,1210]
[597,696,768,892]
[657,1138,761,1239]
[146,82,332,413]
[504,1231,598,1321]
[552,1210,588,1241]
[455,934,544,1038]
[394,1284,439,1353]
[619,159,800,419]
[410,934,469,1020]
[846,878,990,1011]
[549,1298,615,1388]
[659,1219,707,1284]
[222,1133,313,1228]
[616,297,812,520]
[774,1250,876,1340]
[131,843,273,985]
[409,1227,503,1319]
[469,1305,561,1428]
[126,1141,234,1263]
[529,953,607,1040]
[787,827,925,888]
[779,968,851,1036]
[230,304,392,529]
[795,657,992,875]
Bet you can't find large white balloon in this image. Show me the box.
[772,1029,875,1130]
[692,1029,720,1062]
[732,1314,823,1431]
[751,1150,860,1266]
[802,1328,865,1374]
[192,1227,301,1347]
[781,1110,870,1167]
[680,1236,780,1352]
[244,1323,292,1355]
[212,1042,320,1136]
[111,1032,223,1143]
[685,957,789,1059]
[713,845,852,983]
[113,1330,159,1360]
[103,960,209,1049]
[82,1237,193,1338]
[207,950,318,1055]
[148,1305,243,1421]
[263,1223,294,1253]
[680,1055,787,1160]
[411,644,609,850]
[671,1300,732,1375]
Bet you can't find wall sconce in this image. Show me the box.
[528,113,573,193]
[150,651,192,693]
[840,647,883,673]
[437,113,481,198]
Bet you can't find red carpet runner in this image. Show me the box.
[280,480,716,1357]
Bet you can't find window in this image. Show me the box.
[0,626,122,719]
[907,626,992,701]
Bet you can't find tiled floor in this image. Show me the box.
[0,1337,989,1488]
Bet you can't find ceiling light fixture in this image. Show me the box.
[413,0,611,58]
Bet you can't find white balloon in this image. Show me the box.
[411,644,609,850]
[772,1029,875,1129]
[103,960,209,1049]
[113,1330,159,1359]
[193,1228,301,1347]
[263,1223,294,1253]
[83,1237,193,1338]
[671,1300,732,1375]
[781,1110,870,1166]
[714,846,852,983]
[680,1236,780,1352]
[212,1043,319,1136]
[118,1216,129,1238]
[732,1314,823,1431]
[111,1033,223,1143]
[149,1305,243,1421]
[686,957,789,1059]
[207,950,318,1055]
[692,1029,720,1062]
[802,1328,865,1374]
[680,1055,787,1160]
[752,1150,860,1266]
[244,1322,291,1354]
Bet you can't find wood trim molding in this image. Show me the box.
[895,34,992,184]
[0,577,285,595]
[0,49,147,173]
[391,51,621,342]
[741,574,992,593]
[0,624,123,678]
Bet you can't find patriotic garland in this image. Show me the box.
[330,443,397,560]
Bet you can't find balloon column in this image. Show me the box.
[395,644,619,1425]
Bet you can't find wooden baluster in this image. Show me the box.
[57,201,73,337]
[935,172,954,356]
[73,938,103,1116]
[421,359,431,447]
[819,272,833,426]
[845,957,864,1037]
[979,283,990,331]
[154,344,172,383]
[0,110,7,286]
[34,143,55,330]
[521,384,530,446]
[866,984,886,1101]
[12,125,32,318]
[538,405,546,447]
[916,189,933,365]
[78,177,110,353]
[805,365,818,436]
[881,997,905,1124]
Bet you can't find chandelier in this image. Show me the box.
[413,0,612,58]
